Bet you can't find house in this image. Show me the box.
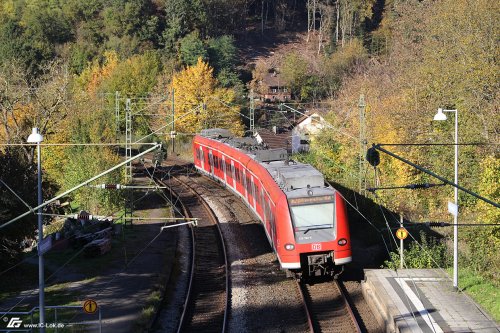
[290,112,326,153]
[259,70,291,102]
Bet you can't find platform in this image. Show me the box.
[362,269,499,333]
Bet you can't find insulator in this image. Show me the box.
[426,222,450,227]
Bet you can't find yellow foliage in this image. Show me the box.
[76,51,119,96]
[42,122,71,184]
[170,58,243,135]
[0,102,35,144]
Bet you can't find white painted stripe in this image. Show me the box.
[401,278,448,282]
[281,262,301,269]
[334,257,352,265]
[395,278,444,333]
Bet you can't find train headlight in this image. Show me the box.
[284,243,295,251]
[338,238,348,246]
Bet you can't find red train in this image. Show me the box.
[193,129,351,277]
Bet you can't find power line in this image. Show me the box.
[0,144,161,230]
[371,144,500,208]
[0,143,156,147]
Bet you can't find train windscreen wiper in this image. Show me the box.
[302,225,333,234]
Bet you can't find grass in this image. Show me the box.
[136,289,163,330]
[456,268,500,322]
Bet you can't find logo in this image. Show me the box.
[312,243,322,251]
[7,317,22,328]
[83,299,98,314]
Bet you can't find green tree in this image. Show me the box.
[179,31,207,66]
[207,35,237,74]
[281,52,309,99]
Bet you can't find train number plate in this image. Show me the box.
[312,243,321,251]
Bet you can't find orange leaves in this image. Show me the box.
[77,51,118,96]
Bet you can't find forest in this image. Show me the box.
[0,0,498,311]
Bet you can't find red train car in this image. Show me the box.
[193,129,351,277]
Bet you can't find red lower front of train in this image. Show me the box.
[193,135,351,277]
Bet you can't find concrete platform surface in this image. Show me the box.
[361,269,499,333]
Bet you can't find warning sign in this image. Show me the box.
[396,228,408,240]
[83,299,98,314]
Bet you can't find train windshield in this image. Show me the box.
[290,203,334,231]
[288,195,336,242]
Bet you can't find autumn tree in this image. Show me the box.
[170,58,243,135]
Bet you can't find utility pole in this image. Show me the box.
[124,98,133,226]
[400,215,404,269]
[250,90,255,135]
[115,91,120,145]
[171,88,175,154]
[358,94,367,194]
[125,98,132,182]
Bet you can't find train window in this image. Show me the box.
[235,167,240,182]
[255,183,261,207]
[259,187,264,209]
[264,199,271,222]
[231,163,235,179]
[239,168,244,184]
[245,175,251,196]
[251,178,256,203]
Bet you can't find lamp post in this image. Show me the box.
[433,108,459,290]
[27,127,45,331]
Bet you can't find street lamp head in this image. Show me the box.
[27,127,43,143]
[433,108,448,121]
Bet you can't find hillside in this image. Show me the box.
[0,0,498,304]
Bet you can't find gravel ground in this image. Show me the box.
[197,177,308,333]
[343,281,385,333]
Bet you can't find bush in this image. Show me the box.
[383,231,451,269]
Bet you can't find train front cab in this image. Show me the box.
[279,190,351,278]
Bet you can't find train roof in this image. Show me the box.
[199,129,328,193]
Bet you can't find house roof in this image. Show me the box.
[262,72,286,87]
[254,128,291,150]
[293,109,327,126]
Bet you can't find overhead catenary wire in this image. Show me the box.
[0,143,162,230]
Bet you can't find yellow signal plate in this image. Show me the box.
[396,227,408,240]
[83,299,98,314]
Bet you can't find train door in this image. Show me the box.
[222,156,227,184]
[251,176,256,209]
[230,160,236,188]
[199,146,204,170]
[243,170,248,201]
[209,150,214,176]
[271,213,277,250]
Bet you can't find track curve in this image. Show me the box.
[159,171,229,333]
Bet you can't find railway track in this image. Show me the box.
[298,279,363,333]
[159,169,229,333]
